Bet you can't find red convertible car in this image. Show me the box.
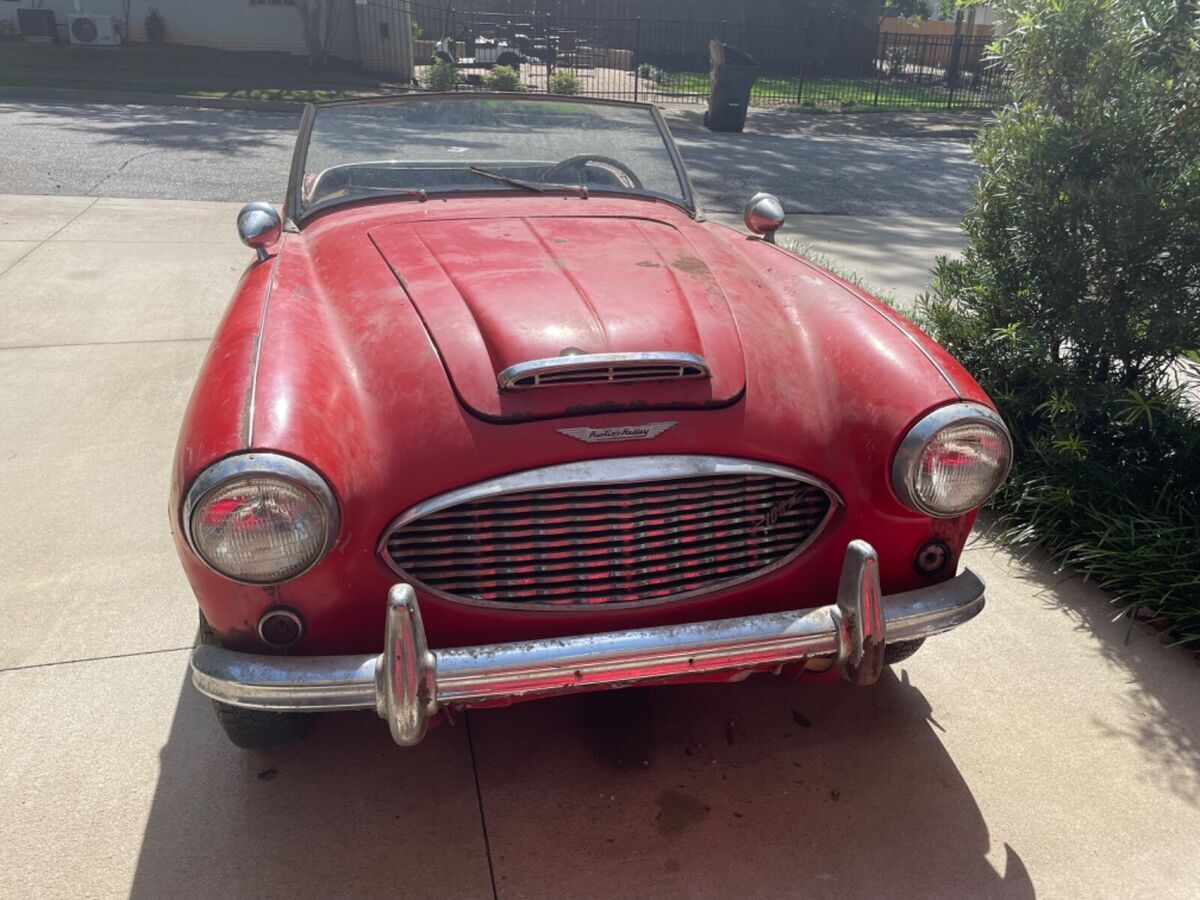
[173,94,1011,749]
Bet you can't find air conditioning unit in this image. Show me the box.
[16,9,58,41]
[68,14,123,47]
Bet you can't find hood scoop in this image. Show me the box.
[498,350,710,390]
[369,215,745,421]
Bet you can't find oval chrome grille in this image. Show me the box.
[380,457,837,608]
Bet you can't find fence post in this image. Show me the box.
[794,29,807,105]
[946,36,958,109]
[873,30,886,107]
[633,16,641,103]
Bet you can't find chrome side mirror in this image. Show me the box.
[237,201,282,262]
[743,192,785,242]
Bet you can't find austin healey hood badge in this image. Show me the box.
[557,422,677,443]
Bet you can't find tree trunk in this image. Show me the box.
[297,0,342,68]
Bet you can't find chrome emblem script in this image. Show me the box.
[557,421,677,444]
[754,490,807,532]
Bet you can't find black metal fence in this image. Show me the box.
[361,2,1011,110]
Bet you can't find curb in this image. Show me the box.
[0,85,991,136]
[0,85,306,113]
[661,106,989,141]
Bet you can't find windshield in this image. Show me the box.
[291,94,692,221]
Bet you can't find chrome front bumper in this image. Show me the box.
[191,540,985,747]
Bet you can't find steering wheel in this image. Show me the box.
[542,154,644,190]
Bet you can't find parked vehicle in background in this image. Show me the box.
[433,34,527,68]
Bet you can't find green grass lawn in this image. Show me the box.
[0,40,387,101]
[649,70,1006,110]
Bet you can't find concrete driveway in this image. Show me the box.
[2,194,1199,899]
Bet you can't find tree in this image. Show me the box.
[932,0,1200,389]
[920,0,1200,639]
[296,0,343,69]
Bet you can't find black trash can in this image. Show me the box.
[704,40,758,133]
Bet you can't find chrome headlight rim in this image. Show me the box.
[182,452,340,586]
[892,402,1013,518]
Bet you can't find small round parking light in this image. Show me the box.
[914,539,951,576]
[258,608,304,648]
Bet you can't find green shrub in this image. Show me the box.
[919,0,1200,642]
[423,57,460,91]
[637,63,666,83]
[483,65,524,92]
[548,71,582,95]
[144,7,167,45]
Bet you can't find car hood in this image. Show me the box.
[369,215,746,420]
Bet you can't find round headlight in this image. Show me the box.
[183,454,338,584]
[892,403,1012,518]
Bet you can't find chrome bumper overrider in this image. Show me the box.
[191,540,985,747]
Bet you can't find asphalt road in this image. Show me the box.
[0,99,978,216]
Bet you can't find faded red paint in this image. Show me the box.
[171,194,991,663]
[369,215,745,419]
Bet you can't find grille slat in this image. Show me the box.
[461,560,777,603]
[409,476,785,514]
[399,492,826,533]
[403,537,810,584]
[390,504,828,546]
[478,473,780,500]
[383,467,834,607]
[414,478,791,517]
[396,528,811,573]
[392,523,817,563]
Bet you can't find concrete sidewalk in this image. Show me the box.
[2,195,1198,899]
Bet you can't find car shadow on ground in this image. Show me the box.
[465,672,1035,898]
[127,675,497,899]
[130,668,1034,898]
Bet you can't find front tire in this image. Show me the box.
[213,702,315,750]
[199,612,316,750]
[884,638,925,665]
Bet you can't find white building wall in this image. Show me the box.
[4,0,362,60]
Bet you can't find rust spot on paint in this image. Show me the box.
[931,514,972,547]
[239,379,254,446]
[670,252,725,300]
[671,254,712,279]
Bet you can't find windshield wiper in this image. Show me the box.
[468,166,588,198]
[345,184,428,202]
